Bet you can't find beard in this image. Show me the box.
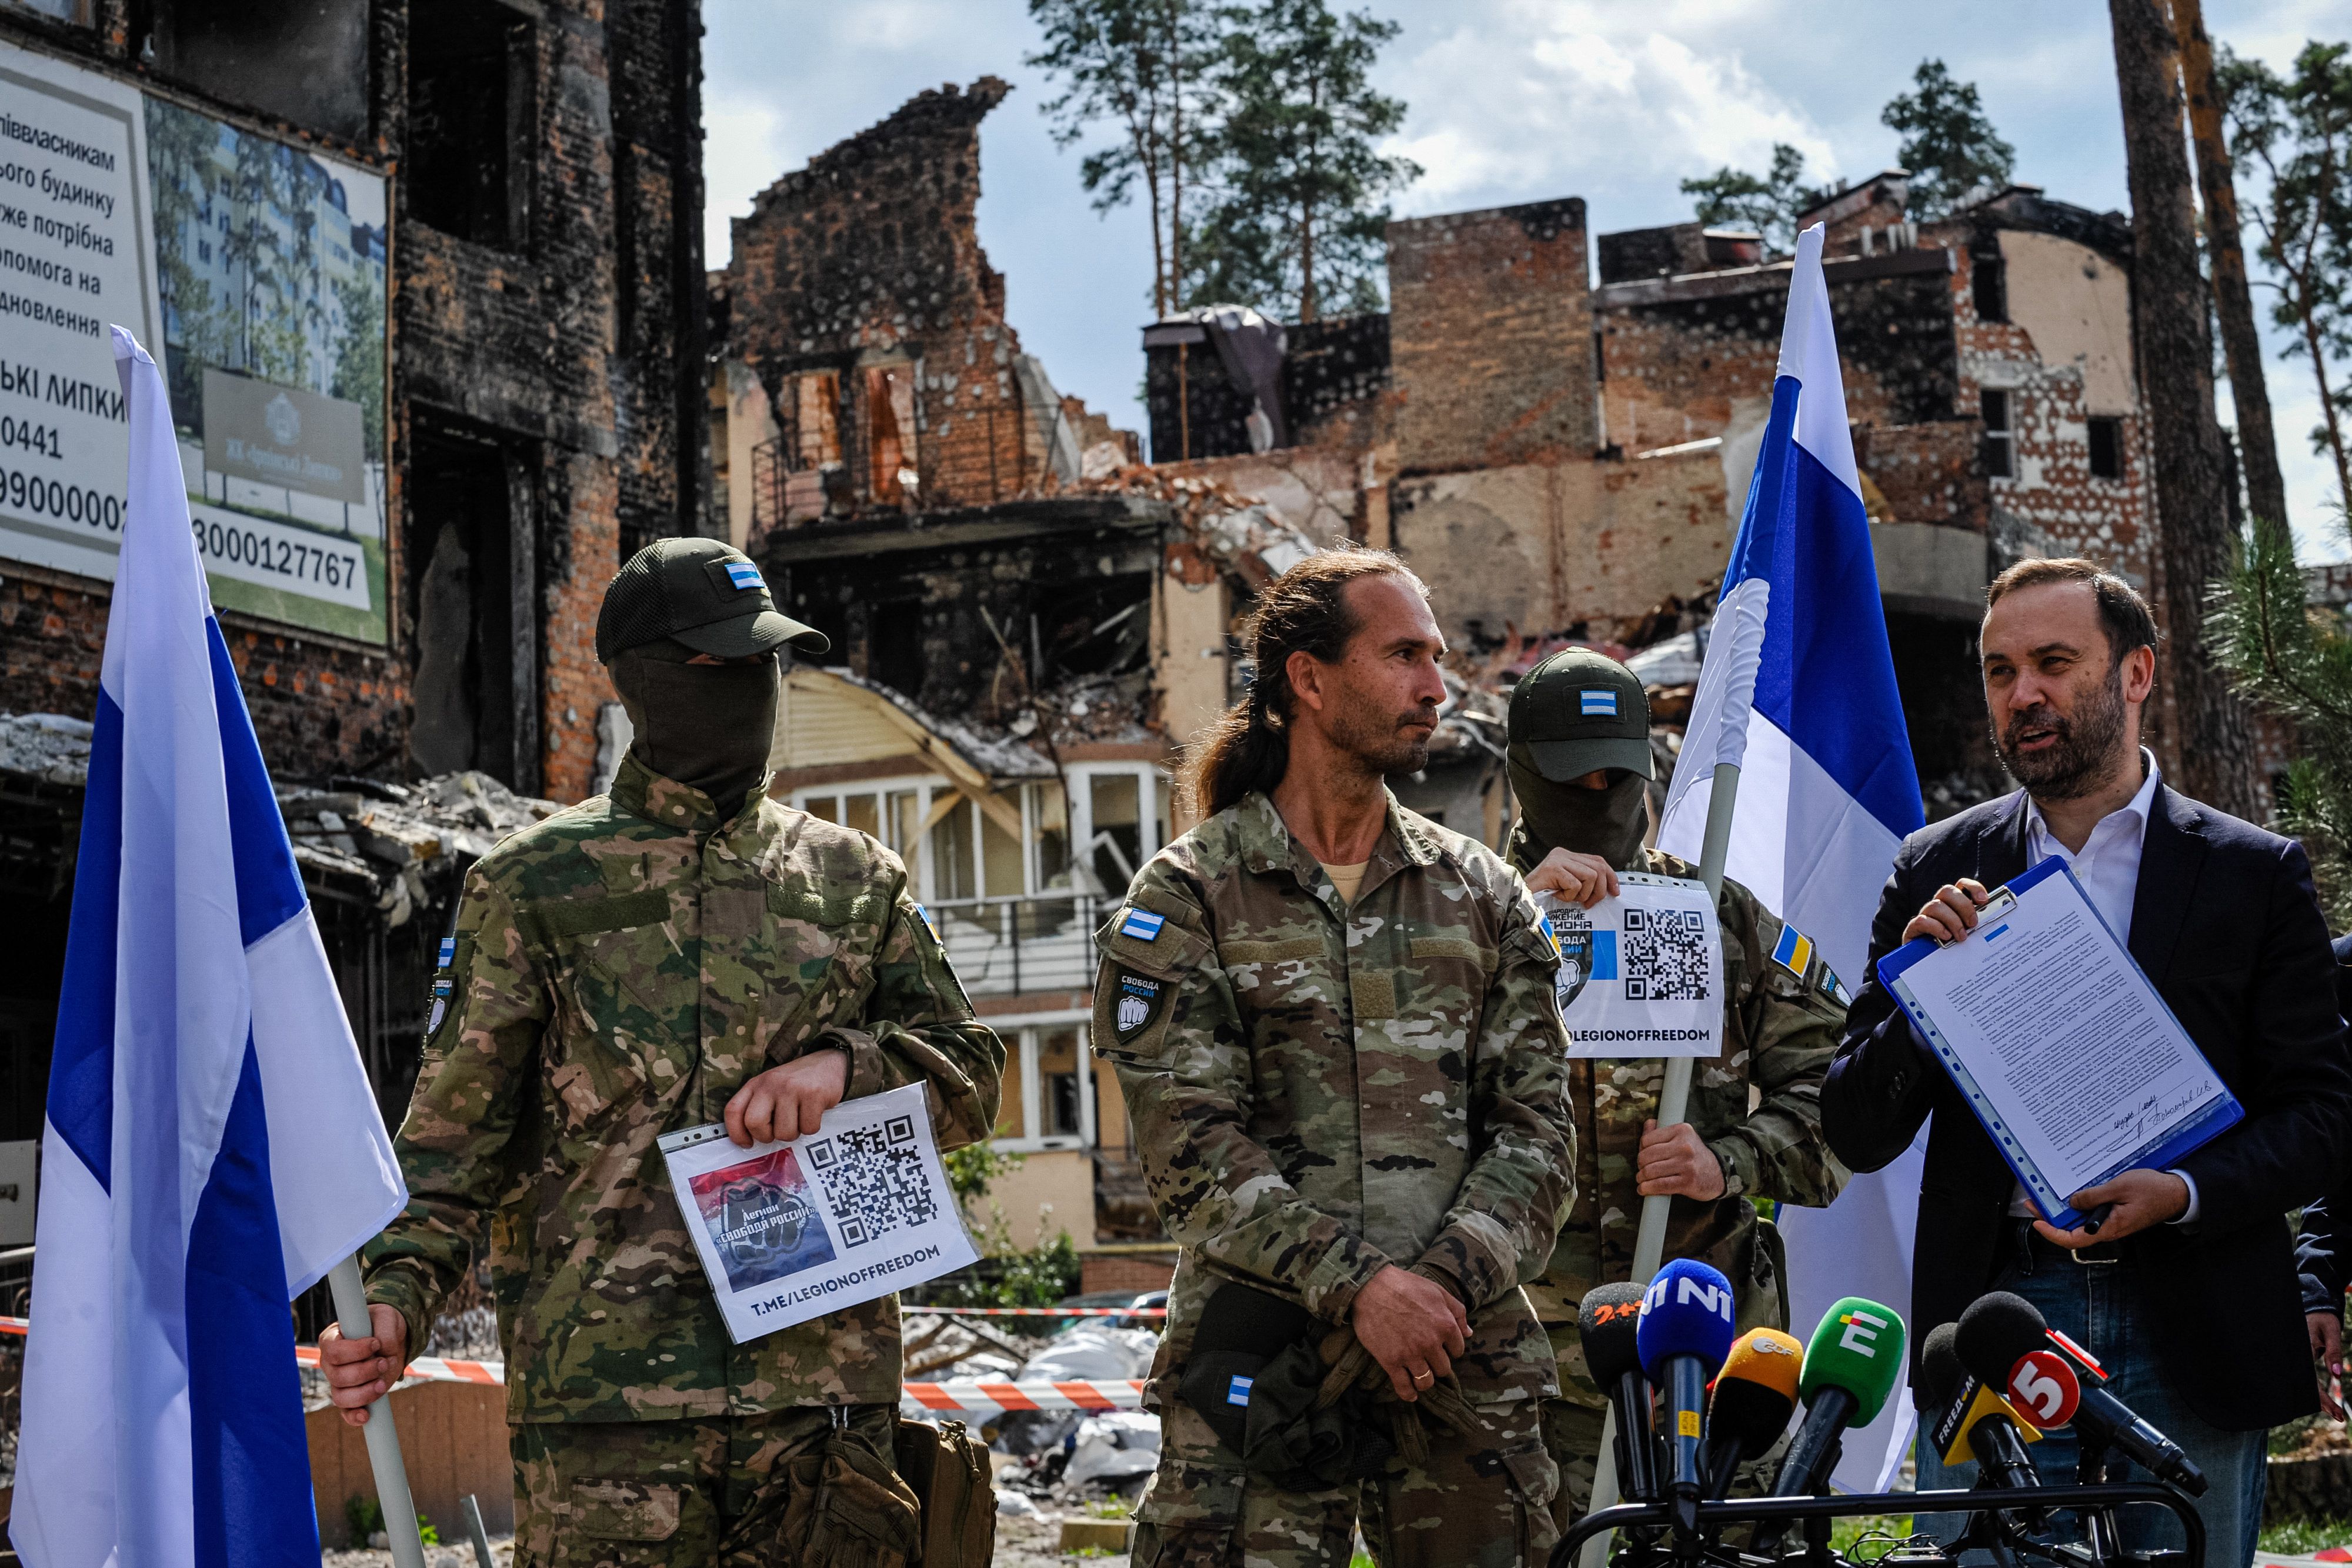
[1993,664,2129,800]
[1329,694,1438,777]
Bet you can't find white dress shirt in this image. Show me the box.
[2009,748,2198,1225]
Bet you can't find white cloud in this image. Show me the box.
[1382,6,1841,216]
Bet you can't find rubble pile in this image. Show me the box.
[276,772,562,926]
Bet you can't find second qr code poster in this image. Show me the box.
[1554,871,1724,1058]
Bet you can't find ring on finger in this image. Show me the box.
[1412,1366,1435,1386]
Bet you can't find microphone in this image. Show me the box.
[1579,1280,1659,1505]
[1636,1259,1740,1514]
[1771,1296,1908,1497]
[1921,1323,2043,1495]
[2003,1349,2082,1430]
[1955,1292,2207,1497]
[1702,1327,1803,1499]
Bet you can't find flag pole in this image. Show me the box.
[1579,759,1743,1568]
[328,1253,429,1568]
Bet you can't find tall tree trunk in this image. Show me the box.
[2176,0,2290,529]
[2110,0,2263,818]
[1168,0,1183,313]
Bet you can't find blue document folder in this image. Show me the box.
[1874,856,2242,1232]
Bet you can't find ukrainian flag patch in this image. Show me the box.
[723,559,763,591]
[915,902,942,940]
[1120,907,1166,942]
[1536,911,1562,959]
[1580,688,1619,717]
[1771,923,1814,980]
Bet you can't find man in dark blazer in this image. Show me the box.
[1823,558,2352,1568]
[2291,933,2352,1420]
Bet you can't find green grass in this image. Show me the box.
[2261,1515,2352,1557]
[1829,1513,1917,1561]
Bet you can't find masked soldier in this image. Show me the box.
[1505,647,1848,1530]
[1099,549,1575,1568]
[320,538,1004,1568]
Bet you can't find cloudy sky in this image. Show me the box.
[708,0,2352,557]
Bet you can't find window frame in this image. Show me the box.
[2086,415,2124,482]
[1980,388,2015,481]
[980,1012,1097,1154]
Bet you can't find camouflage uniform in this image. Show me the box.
[1506,830,1850,1530]
[363,752,1003,1567]
[1096,790,1576,1568]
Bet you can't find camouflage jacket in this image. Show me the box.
[1096,790,1576,1409]
[1507,832,1849,1409]
[363,752,1004,1423]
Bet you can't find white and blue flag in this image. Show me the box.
[1656,226,1927,1492]
[12,330,407,1568]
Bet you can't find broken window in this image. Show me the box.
[408,0,534,249]
[866,593,926,700]
[929,797,978,901]
[407,420,538,789]
[1039,1027,1085,1140]
[1087,773,1143,895]
[1972,252,2009,325]
[865,364,918,505]
[2087,416,2123,480]
[792,372,843,469]
[1031,779,1072,891]
[148,0,372,141]
[1980,389,2014,480]
[1034,575,1153,681]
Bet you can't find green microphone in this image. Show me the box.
[1774,1297,1907,1496]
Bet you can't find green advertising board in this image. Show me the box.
[0,42,389,643]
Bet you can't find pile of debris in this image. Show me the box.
[0,715,563,929]
[275,772,561,926]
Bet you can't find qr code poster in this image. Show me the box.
[658,1082,978,1342]
[1557,872,1724,1059]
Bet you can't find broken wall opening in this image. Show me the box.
[407,416,540,792]
[148,0,372,142]
[407,0,535,249]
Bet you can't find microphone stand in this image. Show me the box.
[2076,1440,2122,1568]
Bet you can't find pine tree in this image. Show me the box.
[1028,0,1222,318]
[2218,41,2352,531]
[1189,0,1418,321]
[1881,59,2016,216]
[2212,521,2352,921]
[1680,144,1822,253]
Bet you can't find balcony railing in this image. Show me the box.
[926,893,1106,997]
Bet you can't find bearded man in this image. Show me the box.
[1822,557,2352,1568]
[1098,547,1575,1567]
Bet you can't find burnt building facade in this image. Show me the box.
[1134,172,2163,815]
[0,0,710,1145]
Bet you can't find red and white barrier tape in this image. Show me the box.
[901,1379,1146,1415]
[4,1315,1145,1416]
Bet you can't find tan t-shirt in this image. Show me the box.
[1320,860,1369,906]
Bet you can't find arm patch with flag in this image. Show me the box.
[1119,907,1166,942]
[1771,923,1815,982]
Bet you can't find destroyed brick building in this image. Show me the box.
[0,0,709,1147]
[1147,171,2163,810]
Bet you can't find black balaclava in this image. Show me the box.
[1508,742,1650,872]
[608,638,779,821]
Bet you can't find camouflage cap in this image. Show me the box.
[1509,647,1653,782]
[595,537,829,663]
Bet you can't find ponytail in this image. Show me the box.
[1176,546,1427,820]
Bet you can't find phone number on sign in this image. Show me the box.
[192,515,362,590]
[0,459,124,533]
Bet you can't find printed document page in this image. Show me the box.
[1891,869,2226,1200]
[1546,871,1724,1059]
[658,1082,978,1342]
